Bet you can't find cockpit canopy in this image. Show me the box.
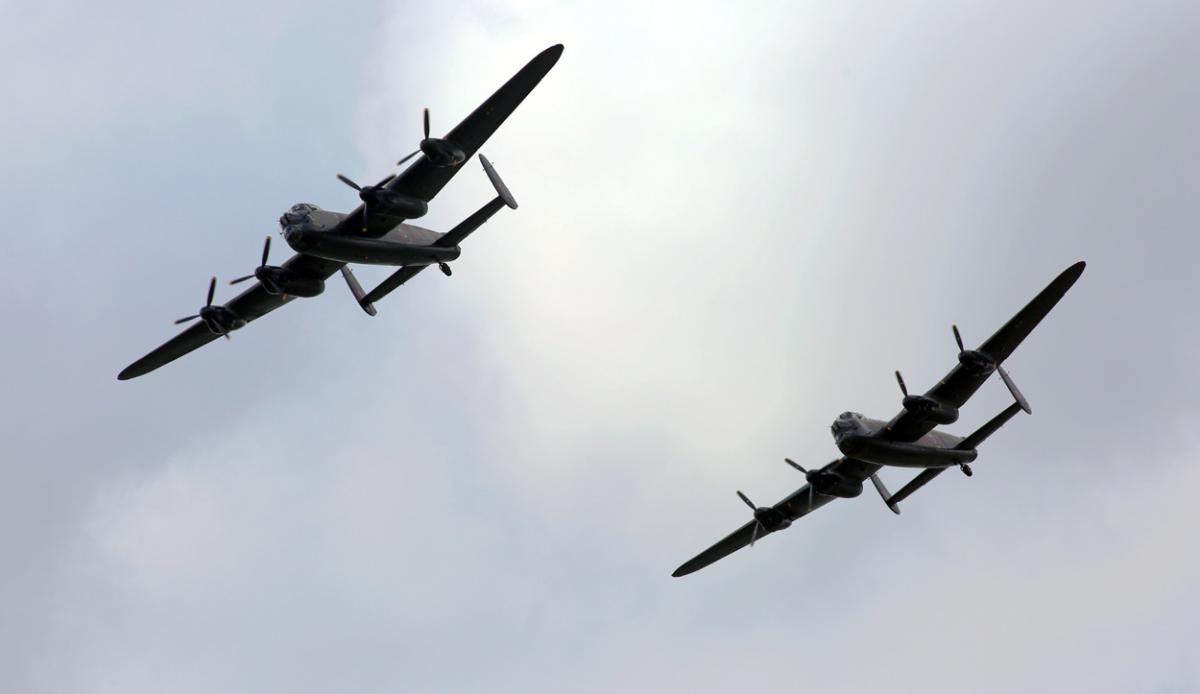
[831,411,864,435]
[279,203,322,230]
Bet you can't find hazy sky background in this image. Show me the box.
[2,1,1198,692]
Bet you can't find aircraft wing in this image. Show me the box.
[671,519,761,578]
[118,254,342,380]
[352,44,564,237]
[672,458,857,577]
[883,261,1085,442]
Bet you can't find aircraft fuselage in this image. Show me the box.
[831,411,973,469]
[280,203,460,267]
[285,228,461,266]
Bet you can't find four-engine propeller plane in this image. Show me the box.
[118,44,563,380]
[672,261,1086,577]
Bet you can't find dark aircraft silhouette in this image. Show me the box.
[119,44,563,380]
[672,261,1086,577]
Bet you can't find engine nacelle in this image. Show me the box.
[958,349,996,374]
[197,305,246,336]
[902,394,960,424]
[754,506,792,532]
[256,266,324,298]
[373,190,428,219]
[809,470,863,498]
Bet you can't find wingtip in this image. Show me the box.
[539,44,565,64]
[1056,260,1087,289]
[671,558,704,578]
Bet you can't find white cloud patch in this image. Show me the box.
[4,1,1200,692]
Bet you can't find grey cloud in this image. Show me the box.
[2,1,1198,692]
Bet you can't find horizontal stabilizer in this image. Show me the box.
[956,401,1024,451]
[436,196,508,248]
[886,468,947,507]
[885,401,1027,507]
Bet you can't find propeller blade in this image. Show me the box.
[229,275,255,285]
[173,315,199,324]
[808,484,814,509]
[423,107,430,138]
[336,173,362,191]
[895,370,908,397]
[206,277,216,306]
[361,201,370,233]
[736,491,756,511]
[261,236,271,267]
[784,457,807,474]
[997,365,1032,414]
[953,324,965,351]
[222,333,231,341]
[750,521,760,548]
[396,150,419,166]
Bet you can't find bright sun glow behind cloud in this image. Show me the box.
[2,1,1199,692]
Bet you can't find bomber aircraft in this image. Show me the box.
[672,261,1086,577]
[119,44,563,380]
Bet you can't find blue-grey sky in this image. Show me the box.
[3,1,1198,692]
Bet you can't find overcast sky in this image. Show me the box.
[2,1,1198,692]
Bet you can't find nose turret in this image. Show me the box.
[830,412,863,437]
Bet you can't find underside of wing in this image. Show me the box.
[349,44,564,236]
[118,322,222,380]
[672,462,847,578]
[884,261,1085,440]
[672,519,760,578]
[930,261,1085,409]
[118,253,343,380]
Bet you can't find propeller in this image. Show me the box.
[785,458,822,508]
[736,491,768,547]
[173,277,229,339]
[337,173,397,232]
[174,277,215,324]
[952,324,1031,414]
[229,237,272,285]
[895,370,908,397]
[396,150,419,167]
[396,109,432,167]
[396,108,466,168]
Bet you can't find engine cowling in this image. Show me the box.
[254,266,324,297]
[958,349,996,374]
[902,394,959,424]
[373,189,428,219]
[754,506,792,532]
[198,305,245,335]
[808,470,863,498]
